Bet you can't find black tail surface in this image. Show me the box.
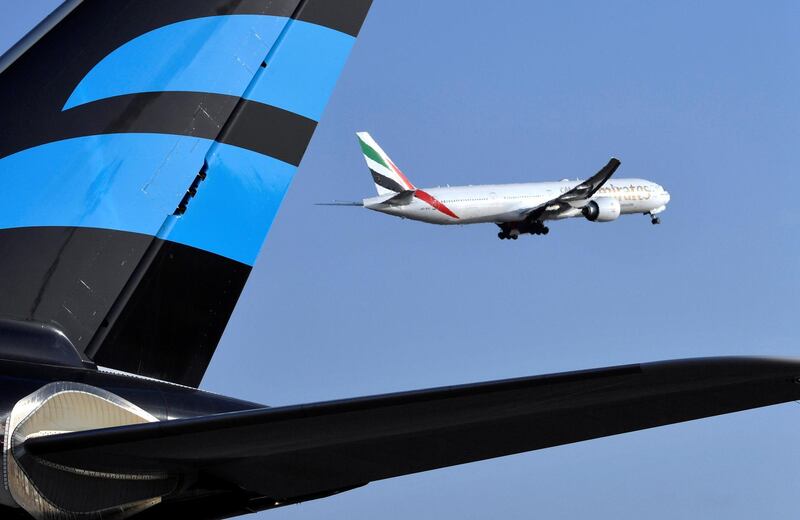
[0,0,373,385]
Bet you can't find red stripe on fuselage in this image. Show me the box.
[414,190,459,219]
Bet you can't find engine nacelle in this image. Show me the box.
[582,197,621,222]
[2,382,175,520]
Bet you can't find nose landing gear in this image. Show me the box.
[646,212,661,225]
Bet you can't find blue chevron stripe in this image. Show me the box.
[12,14,362,266]
[0,134,208,238]
[64,15,290,111]
[63,15,356,122]
[167,143,296,266]
[0,134,297,266]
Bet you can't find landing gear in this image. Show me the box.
[525,221,549,235]
[497,222,548,239]
[646,212,661,225]
[498,230,520,240]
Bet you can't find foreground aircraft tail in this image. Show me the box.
[0,0,373,386]
[357,132,416,195]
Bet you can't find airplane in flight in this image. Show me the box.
[0,2,796,520]
[338,132,671,239]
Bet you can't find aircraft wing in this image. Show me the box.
[19,357,800,518]
[521,158,620,220]
[557,158,621,202]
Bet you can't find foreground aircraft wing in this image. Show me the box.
[521,158,620,220]
[0,0,372,386]
[20,357,800,518]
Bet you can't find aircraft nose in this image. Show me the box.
[663,190,671,203]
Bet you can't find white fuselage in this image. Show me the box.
[364,178,670,225]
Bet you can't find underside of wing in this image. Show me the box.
[20,357,800,519]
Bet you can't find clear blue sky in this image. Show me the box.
[4,1,800,518]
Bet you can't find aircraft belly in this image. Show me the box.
[549,208,582,220]
[456,204,523,224]
[401,206,447,224]
[405,191,666,225]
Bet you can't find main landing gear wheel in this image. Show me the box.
[498,231,520,240]
[531,226,549,236]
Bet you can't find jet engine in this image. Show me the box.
[2,382,176,520]
[582,197,621,222]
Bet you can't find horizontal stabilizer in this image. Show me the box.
[20,357,800,509]
[315,201,364,207]
[378,190,416,206]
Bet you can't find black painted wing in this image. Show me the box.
[522,158,621,220]
[0,0,373,386]
[558,158,621,202]
[20,357,800,518]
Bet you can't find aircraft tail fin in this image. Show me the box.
[356,132,416,195]
[0,0,374,387]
